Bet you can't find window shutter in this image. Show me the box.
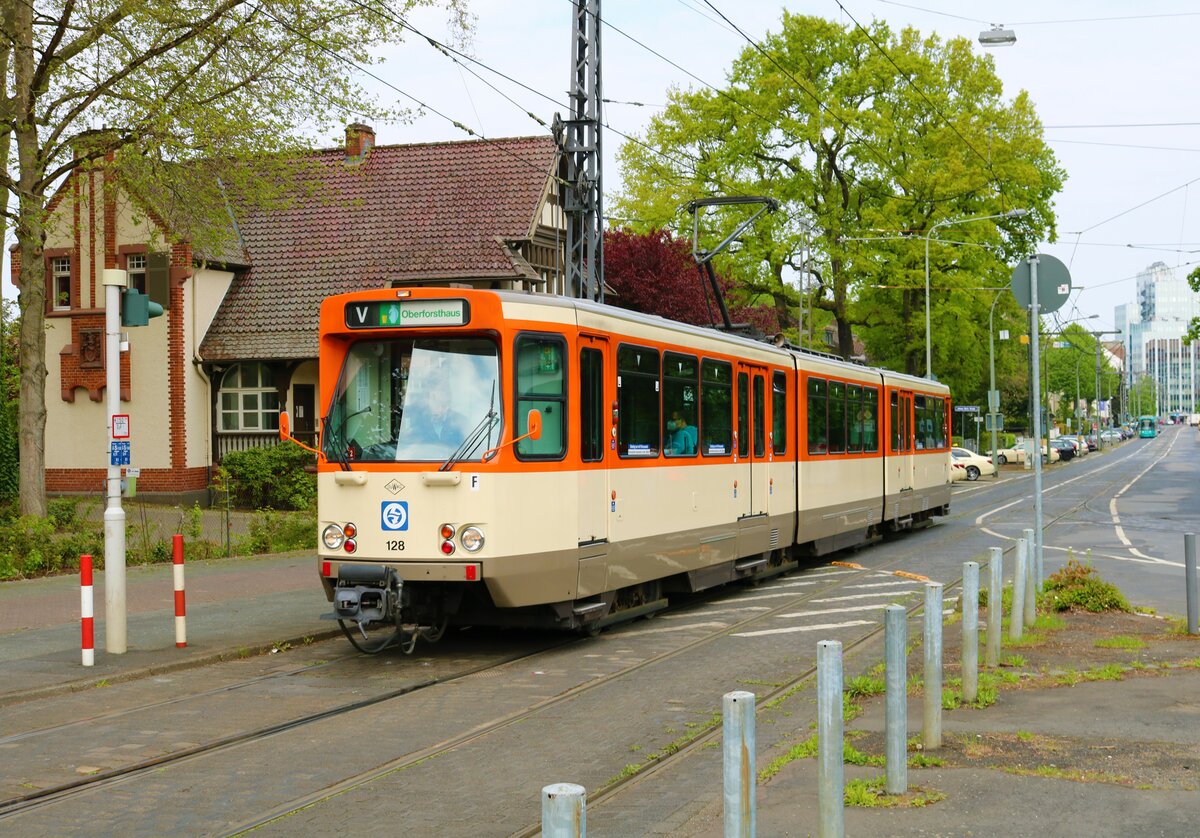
[147,252,171,309]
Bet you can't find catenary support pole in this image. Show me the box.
[723,690,756,837]
[962,562,979,704]
[80,554,94,667]
[884,605,907,794]
[923,582,943,750]
[987,547,1002,667]
[1029,256,1046,604]
[1024,526,1041,591]
[541,783,586,837]
[817,640,844,838]
[103,268,128,654]
[173,534,187,648]
[1010,538,1026,641]
[1186,533,1198,635]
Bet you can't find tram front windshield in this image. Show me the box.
[322,337,502,463]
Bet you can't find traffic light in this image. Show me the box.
[121,288,164,327]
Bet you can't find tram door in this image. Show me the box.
[889,389,915,518]
[736,365,770,527]
[576,338,610,597]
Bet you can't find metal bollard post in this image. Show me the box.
[962,562,979,705]
[172,534,187,648]
[1186,533,1198,636]
[1024,527,1040,592]
[817,640,844,838]
[922,582,943,750]
[541,783,586,837]
[1022,535,1036,629]
[884,605,907,794]
[1010,538,1026,641]
[723,690,756,837]
[986,547,1002,668]
[80,554,95,667]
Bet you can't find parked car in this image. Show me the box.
[995,439,1060,465]
[1060,435,1088,456]
[1099,429,1123,444]
[950,447,996,481]
[1048,438,1076,461]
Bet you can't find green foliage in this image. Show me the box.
[235,509,316,554]
[845,675,886,699]
[0,507,102,580]
[1040,560,1131,613]
[0,399,18,503]
[218,445,316,511]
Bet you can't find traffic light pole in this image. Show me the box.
[102,268,128,654]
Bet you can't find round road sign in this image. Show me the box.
[1011,254,1071,314]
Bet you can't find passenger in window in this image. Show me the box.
[665,411,697,455]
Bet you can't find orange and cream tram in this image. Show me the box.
[281,288,952,652]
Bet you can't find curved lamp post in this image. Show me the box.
[924,209,1027,380]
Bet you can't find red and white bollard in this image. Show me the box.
[80,554,95,666]
[172,534,187,648]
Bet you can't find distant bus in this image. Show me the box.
[1138,416,1157,438]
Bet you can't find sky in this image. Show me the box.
[7,0,1200,340]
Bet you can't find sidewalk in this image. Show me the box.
[0,550,335,706]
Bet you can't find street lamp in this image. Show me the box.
[979,25,1017,47]
[924,209,1027,379]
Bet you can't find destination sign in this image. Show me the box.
[344,299,469,329]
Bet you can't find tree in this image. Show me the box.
[613,12,1063,402]
[603,228,778,334]
[1,0,466,515]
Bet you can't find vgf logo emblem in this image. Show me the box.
[381,501,409,531]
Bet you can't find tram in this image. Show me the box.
[280,288,952,652]
[1138,415,1158,438]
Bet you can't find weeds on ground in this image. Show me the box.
[1094,635,1146,650]
[1039,560,1131,613]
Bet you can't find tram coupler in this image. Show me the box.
[322,565,402,636]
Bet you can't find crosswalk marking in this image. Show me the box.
[733,620,875,638]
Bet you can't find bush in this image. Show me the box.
[218,444,316,511]
[1040,560,1130,613]
[0,513,102,580]
[235,508,316,554]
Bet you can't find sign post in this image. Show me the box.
[1012,254,1071,584]
[103,269,129,654]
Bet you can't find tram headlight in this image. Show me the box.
[460,526,485,553]
[322,524,346,551]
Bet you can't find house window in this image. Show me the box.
[126,253,147,294]
[51,256,71,310]
[218,363,279,432]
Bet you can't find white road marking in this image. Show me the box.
[620,621,731,637]
[844,580,926,590]
[733,620,875,638]
[661,607,771,619]
[775,604,912,619]
[810,591,925,603]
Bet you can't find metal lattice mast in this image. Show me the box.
[557,0,603,302]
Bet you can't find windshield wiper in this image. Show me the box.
[326,405,372,471]
[440,382,498,472]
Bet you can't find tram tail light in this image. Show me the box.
[344,539,357,554]
[440,540,455,555]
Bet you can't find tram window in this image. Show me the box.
[580,347,604,462]
[772,371,787,455]
[700,359,732,456]
[847,383,863,453]
[862,387,878,452]
[933,397,947,448]
[515,335,566,459]
[828,380,846,454]
[807,377,827,454]
[753,375,766,457]
[890,391,902,453]
[737,373,749,457]
[663,352,698,457]
[617,344,660,457]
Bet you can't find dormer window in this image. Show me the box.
[127,252,147,294]
[51,256,71,310]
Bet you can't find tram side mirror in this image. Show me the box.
[279,410,291,441]
[482,409,543,463]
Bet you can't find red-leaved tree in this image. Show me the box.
[603,229,779,334]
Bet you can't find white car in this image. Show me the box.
[950,447,996,481]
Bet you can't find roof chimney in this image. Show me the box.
[345,123,375,164]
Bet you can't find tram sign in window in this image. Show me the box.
[344,299,469,329]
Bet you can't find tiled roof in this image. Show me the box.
[199,135,557,361]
